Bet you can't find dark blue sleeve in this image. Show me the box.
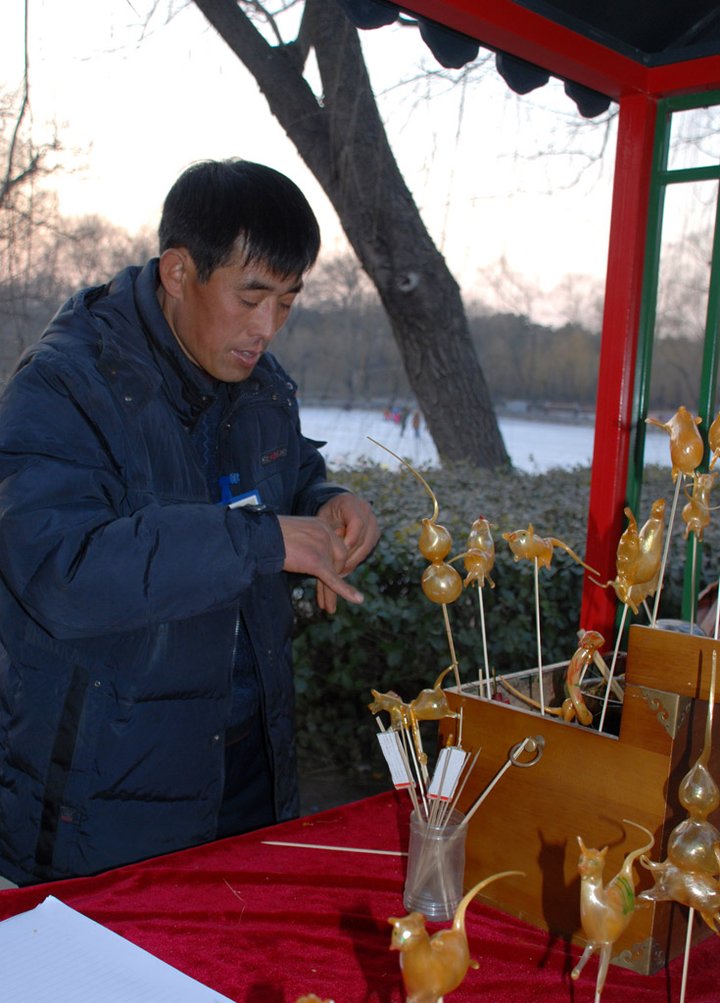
[0,359,285,640]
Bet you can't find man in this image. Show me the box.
[0,159,379,886]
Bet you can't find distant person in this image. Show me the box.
[412,409,422,438]
[0,158,379,886]
[400,406,410,436]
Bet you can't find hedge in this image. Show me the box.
[292,462,718,773]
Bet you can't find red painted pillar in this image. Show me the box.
[580,91,658,636]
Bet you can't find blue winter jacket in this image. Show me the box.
[0,261,342,886]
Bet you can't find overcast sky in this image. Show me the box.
[3,0,619,323]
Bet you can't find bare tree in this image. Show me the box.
[37,215,156,293]
[189,0,509,468]
[1,0,61,210]
[0,211,157,377]
[0,0,63,371]
[0,104,61,369]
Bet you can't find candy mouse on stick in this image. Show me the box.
[503,524,598,573]
[572,820,655,1003]
[388,870,523,1003]
[647,406,704,483]
[503,524,598,715]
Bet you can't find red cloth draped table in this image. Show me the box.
[0,792,717,1001]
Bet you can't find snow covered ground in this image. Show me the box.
[299,405,670,473]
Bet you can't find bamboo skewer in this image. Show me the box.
[678,654,717,1000]
[459,737,543,829]
[534,557,545,715]
[263,840,407,857]
[651,473,683,625]
[477,586,492,699]
[690,535,698,633]
[442,603,462,689]
[598,604,629,733]
[679,908,695,1003]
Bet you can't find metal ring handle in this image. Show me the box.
[509,735,545,768]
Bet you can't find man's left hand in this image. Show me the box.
[315,493,379,611]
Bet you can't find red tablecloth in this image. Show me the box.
[0,792,717,1002]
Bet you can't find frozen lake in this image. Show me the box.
[299,405,671,473]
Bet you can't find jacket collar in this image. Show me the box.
[89,261,279,423]
[133,260,219,423]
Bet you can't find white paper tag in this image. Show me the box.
[428,746,468,801]
[376,731,414,789]
[228,490,262,509]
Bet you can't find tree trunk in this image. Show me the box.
[193,0,509,468]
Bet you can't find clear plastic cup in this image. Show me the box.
[403,808,466,921]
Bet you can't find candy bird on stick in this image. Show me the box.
[682,472,717,542]
[682,472,718,630]
[594,500,666,617]
[572,820,655,1003]
[591,499,666,732]
[646,408,703,624]
[463,517,495,699]
[463,517,495,589]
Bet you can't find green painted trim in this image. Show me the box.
[629,92,720,623]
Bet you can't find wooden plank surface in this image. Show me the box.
[627,625,720,700]
[441,628,720,974]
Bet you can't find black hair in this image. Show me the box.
[158,159,321,282]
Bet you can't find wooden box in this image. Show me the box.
[439,624,720,975]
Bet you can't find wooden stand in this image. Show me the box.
[440,625,720,975]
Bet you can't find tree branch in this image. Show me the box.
[193,0,331,175]
[1,0,31,208]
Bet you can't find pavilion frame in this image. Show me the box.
[398,0,720,638]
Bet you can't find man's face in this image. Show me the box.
[159,249,303,382]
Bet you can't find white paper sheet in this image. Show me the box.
[0,895,234,1002]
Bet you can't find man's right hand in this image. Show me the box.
[277,515,364,613]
